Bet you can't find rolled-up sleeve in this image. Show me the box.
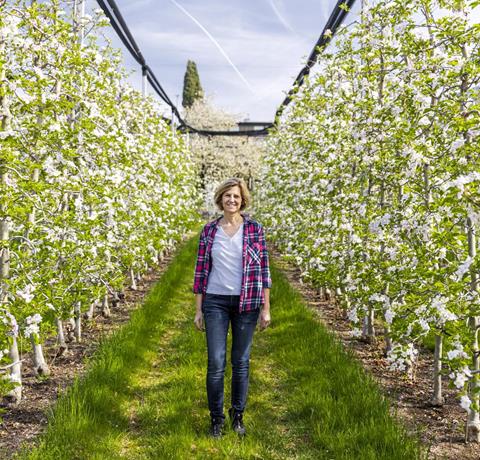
[259,225,272,289]
[193,228,207,294]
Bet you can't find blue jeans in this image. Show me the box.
[202,293,259,420]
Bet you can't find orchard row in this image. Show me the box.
[0,1,199,403]
[258,0,480,442]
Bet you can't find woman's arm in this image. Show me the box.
[259,225,272,290]
[259,224,272,330]
[263,288,270,311]
[194,293,204,331]
[260,288,271,330]
[193,228,207,294]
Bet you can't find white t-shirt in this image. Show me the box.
[206,224,244,295]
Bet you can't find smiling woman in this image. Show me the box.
[192,177,272,438]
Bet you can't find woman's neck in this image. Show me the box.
[222,211,243,225]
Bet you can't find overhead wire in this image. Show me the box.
[97,0,175,108]
[104,0,146,66]
[97,0,271,136]
[95,0,356,137]
[96,0,142,67]
[274,0,357,121]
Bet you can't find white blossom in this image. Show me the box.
[460,395,472,413]
[455,257,473,280]
[446,338,468,361]
[384,309,394,324]
[347,308,359,323]
[450,367,472,390]
[24,324,40,338]
[16,284,36,303]
[386,343,418,375]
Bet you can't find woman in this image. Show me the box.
[193,177,271,438]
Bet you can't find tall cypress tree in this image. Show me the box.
[182,60,204,108]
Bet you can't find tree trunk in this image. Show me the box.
[68,313,76,330]
[101,293,111,318]
[319,286,325,301]
[129,267,137,290]
[383,285,392,354]
[84,299,98,320]
[467,317,480,442]
[324,287,331,302]
[432,333,444,406]
[384,326,392,354]
[56,317,68,355]
[111,291,121,308]
[467,218,480,441]
[24,168,40,247]
[0,218,9,281]
[368,307,375,338]
[74,301,81,343]
[362,306,375,342]
[343,293,351,320]
[30,335,50,376]
[66,309,76,343]
[6,336,22,405]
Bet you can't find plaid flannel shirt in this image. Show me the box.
[193,214,272,313]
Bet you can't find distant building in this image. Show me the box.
[237,121,273,133]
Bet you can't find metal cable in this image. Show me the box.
[96,0,355,137]
[274,0,357,120]
[97,0,143,66]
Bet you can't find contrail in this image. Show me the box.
[169,0,255,94]
[268,0,295,34]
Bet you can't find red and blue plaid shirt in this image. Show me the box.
[193,214,272,312]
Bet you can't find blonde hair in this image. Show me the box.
[214,177,251,211]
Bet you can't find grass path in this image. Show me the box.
[18,236,422,459]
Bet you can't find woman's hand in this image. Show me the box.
[259,308,271,331]
[194,310,204,331]
[260,289,271,331]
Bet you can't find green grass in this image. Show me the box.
[17,236,423,459]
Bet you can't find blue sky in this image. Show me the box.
[94,0,351,122]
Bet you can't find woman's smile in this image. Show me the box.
[222,187,242,212]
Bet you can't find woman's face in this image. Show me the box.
[222,185,242,213]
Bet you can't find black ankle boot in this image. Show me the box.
[210,417,224,438]
[228,407,246,436]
